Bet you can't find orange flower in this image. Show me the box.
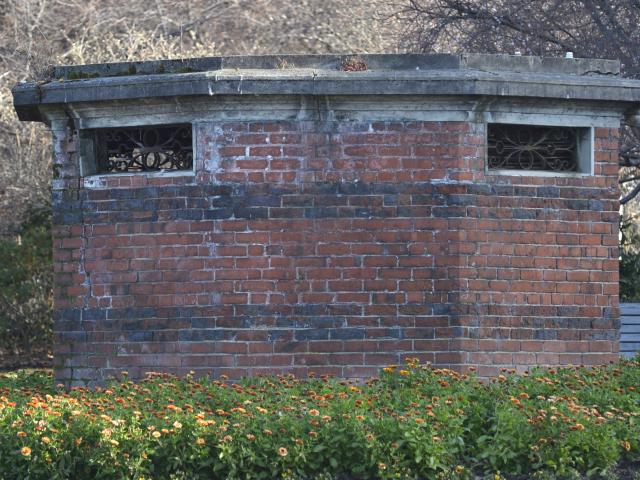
[399,370,410,376]
[20,447,31,457]
[246,434,256,441]
[17,431,27,438]
[620,440,631,451]
[308,409,320,417]
[41,436,51,445]
[278,447,288,457]
[196,438,205,445]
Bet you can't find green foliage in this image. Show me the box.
[620,214,640,301]
[0,359,639,479]
[0,204,53,356]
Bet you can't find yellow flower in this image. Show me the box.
[21,446,31,456]
[173,421,182,429]
[278,447,288,457]
[109,439,119,446]
[378,463,387,470]
[41,436,51,444]
[455,465,465,474]
[196,438,205,445]
[263,429,273,435]
[620,440,631,451]
[152,431,161,438]
[399,370,410,376]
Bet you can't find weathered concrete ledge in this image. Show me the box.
[12,53,640,123]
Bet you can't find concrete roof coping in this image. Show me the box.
[50,53,620,79]
[13,53,640,123]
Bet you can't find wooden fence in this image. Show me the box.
[621,303,640,358]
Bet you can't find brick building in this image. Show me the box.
[12,54,640,386]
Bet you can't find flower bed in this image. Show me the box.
[0,359,638,479]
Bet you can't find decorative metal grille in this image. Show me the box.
[487,124,579,172]
[96,124,192,173]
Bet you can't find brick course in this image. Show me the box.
[49,119,620,384]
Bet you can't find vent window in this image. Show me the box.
[92,124,193,174]
[487,123,591,174]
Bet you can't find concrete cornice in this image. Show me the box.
[12,53,640,123]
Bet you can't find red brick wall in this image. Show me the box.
[50,120,620,385]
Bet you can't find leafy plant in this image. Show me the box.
[620,214,640,301]
[0,359,638,479]
[0,203,53,361]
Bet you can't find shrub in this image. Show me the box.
[0,359,639,479]
[620,214,640,301]
[0,203,53,361]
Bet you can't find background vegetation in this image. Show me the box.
[0,205,52,367]
[620,215,640,301]
[3,0,640,365]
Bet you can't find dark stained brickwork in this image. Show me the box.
[50,120,620,385]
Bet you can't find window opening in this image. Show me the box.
[94,124,193,174]
[487,123,585,172]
